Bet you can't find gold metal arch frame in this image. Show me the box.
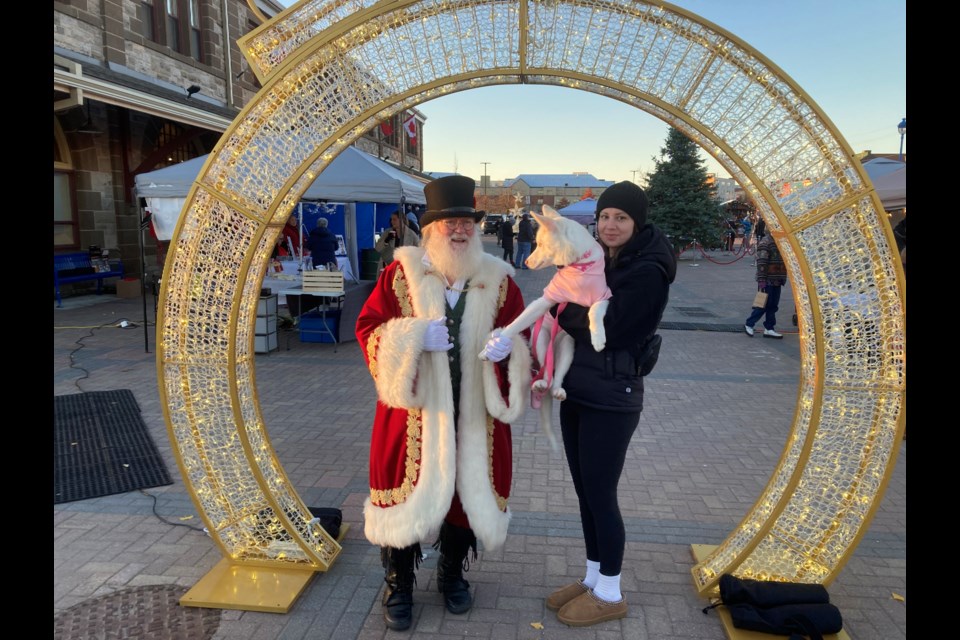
[158,0,905,610]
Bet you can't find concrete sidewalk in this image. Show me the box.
[54,237,905,639]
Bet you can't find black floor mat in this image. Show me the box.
[54,390,173,504]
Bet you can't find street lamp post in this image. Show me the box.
[897,118,906,161]
[481,162,490,208]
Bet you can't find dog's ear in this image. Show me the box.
[542,205,562,219]
[531,210,559,232]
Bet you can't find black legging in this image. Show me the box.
[559,400,640,576]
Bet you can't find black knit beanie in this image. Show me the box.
[595,181,649,228]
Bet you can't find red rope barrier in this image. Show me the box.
[689,240,753,265]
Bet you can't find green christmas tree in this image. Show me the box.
[645,127,723,253]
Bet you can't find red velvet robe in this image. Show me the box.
[355,247,531,550]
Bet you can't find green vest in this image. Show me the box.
[445,288,468,424]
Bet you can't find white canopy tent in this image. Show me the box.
[862,159,906,211]
[134,146,427,241]
[871,167,906,210]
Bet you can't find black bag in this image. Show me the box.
[704,574,842,639]
[727,602,843,639]
[308,507,343,540]
[636,333,662,376]
[719,574,829,607]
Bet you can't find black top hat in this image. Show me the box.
[421,175,483,228]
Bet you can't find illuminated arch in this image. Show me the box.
[158,0,905,605]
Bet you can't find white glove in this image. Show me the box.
[423,317,454,352]
[480,330,513,363]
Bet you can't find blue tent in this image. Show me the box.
[556,198,597,225]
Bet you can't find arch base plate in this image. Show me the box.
[179,558,315,613]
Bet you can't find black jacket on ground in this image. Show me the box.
[307,226,340,269]
[557,223,677,412]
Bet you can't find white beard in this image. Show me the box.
[423,227,484,283]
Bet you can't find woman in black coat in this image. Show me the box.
[499,218,515,264]
[546,181,677,627]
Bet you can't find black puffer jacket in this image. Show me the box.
[557,223,677,412]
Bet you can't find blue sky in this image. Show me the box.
[275,1,906,183]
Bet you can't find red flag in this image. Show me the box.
[379,121,393,137]
[403,115,417,143]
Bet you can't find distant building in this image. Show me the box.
[54,0,424,288]
[708,175,738,202]
[479,174,614,210]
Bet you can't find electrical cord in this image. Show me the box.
[58,319,156,392]
[138,489,206,532]
[63,322,113,392]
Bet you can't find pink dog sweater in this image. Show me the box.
[542,246,612,307]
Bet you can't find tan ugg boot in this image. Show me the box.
[546,581,589,611]
[557,590,628,627]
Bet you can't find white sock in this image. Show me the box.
[583,560,601,590]
[592,572,622,603]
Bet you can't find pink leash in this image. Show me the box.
[530,302,567,409]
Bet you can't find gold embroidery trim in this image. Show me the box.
[487,415,508,512]
[366,325,384,381]
[393,266,414,318]
[370,408,422,506]
[497,278,508,310]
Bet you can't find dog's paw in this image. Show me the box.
[591,336,606,352]
[552,387,567,401]
[532,380,548,392]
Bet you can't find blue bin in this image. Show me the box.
[299,310,340,343]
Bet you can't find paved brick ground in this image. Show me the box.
[54,237,905,639]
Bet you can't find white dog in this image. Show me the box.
[480,205,611,447]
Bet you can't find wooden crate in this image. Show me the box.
[302,271,344,294]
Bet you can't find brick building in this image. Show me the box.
[54,0,424,292]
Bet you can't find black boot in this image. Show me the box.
[381,544,422,631]
[433,522,477,614]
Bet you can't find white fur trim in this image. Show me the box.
[363,360,457,548]
[482,335,532,424]
[373,316,433,408]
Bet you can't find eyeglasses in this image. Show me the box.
[440,219,475,231]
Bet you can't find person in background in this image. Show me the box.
[375,209,420,271]
[741,214,753,253]
[306,217,340,270]
[405,210,421,237]
[278,214,302,257]
[549,181,676,627]
[355,175,531,631]
[744,233,788,339]
[500,216,515,265]
[754,216,766,241]
[723,216,738,252]
[515,212,534,269]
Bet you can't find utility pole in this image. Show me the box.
[631,169,641,184]
[481,162,491,209]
